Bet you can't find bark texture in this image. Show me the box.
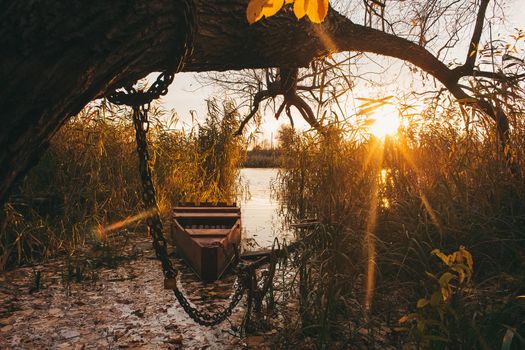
[0,0,506,204]
[0,0,193,204]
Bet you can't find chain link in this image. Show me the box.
[174,271,249,326]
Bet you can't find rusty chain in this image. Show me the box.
[108,80,249,326]
[106,1,249,323]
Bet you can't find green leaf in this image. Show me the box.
[417,298,429,308]
[430,291,442,307]
[439,272,455,288]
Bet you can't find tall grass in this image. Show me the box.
[277,115,525,348]
[0,99,245,271]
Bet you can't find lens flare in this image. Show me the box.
[363,140,384,314]
[369,105,401,139]
[94,208,157,241]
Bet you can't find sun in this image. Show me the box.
[368,104,401,138]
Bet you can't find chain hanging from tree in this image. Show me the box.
[105,2,250,325]
[108,64,257,325]
[108,71,250,326]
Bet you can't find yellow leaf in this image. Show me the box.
[261,0,285,18]
[469,43,478,57]
[459,245,474,271]
[439,272,455,288]
[398,315,409,323]
[450,251,460,264]
[441,287,450,301]
[451,265,466,283]
[293,0,307,19]
[247,0,329,25]
[308,0,328,23]
[430,291,441,306]
[246,0,285,24]
[294,0,328,23]
[247,0,266,24]
[431,249,450,266]
[399,313,417,323]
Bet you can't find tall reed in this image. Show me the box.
[277,115,525,348]
[0,98,246,271]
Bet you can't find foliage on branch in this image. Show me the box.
[246,0,329,24]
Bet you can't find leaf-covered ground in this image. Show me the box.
[0,233,278,349]
[0,232,405,349]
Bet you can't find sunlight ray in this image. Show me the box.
[364,139,385,313]
[311,23,338,53]
[94,208,157,241]
[368,104,401,139]
[398,142,443,235]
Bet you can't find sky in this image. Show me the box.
[156,0,525,145]
[158,72,292,146]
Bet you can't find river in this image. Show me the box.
[238,168,289,249]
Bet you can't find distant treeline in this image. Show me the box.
[242,147,281,168]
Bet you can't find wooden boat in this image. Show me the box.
[170,203,242,282]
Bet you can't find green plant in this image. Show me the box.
[276,105,525,348]
[399,246,475,348]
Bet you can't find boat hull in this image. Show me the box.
[170,204,241,282]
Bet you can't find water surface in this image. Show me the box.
[239,168,288,249]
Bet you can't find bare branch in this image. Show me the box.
[234,89,276,136]
[456,0,490,76]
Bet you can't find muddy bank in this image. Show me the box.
[0,234,282,349]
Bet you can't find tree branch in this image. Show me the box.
[0,0,515,204]
[234,89,277,136]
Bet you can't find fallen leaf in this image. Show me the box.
[168,335,183,344]
[60,329,80,339]
[1,324,14,332]
[246,335,265,347]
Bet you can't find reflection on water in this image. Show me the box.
[238,168,289,249]
[379,168,391,208]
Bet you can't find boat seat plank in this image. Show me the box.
[173,212,240,218]
[171,204,242,282]
[186,228,231,236]
[174,206,240,213]
[193,236,228,246]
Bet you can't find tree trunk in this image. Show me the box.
[0,0,509,205]
[0,0,194,204]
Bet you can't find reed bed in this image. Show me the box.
[0,99,245,271]
[276,116,525,348]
